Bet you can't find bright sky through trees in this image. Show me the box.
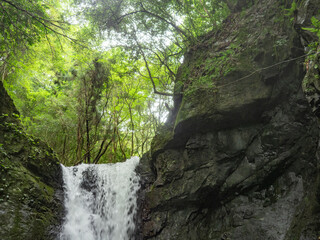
[1,0,230,165]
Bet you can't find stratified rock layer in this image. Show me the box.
[137,0,320,239]
[0,81,63,240]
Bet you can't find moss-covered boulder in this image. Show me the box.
[0,81,63,240]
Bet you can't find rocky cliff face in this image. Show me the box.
[0,81,63,240]
[137,0,320,239]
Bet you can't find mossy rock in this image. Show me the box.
[150,125,175,157]
[0,82,63,240]
[172,0,302,141]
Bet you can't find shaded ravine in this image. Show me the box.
[59,157,140,240]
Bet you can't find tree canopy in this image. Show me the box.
[1,0,232,165]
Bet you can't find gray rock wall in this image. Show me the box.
[137,0,320,239]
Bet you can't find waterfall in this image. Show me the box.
[59,156,140,240]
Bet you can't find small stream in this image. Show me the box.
[59,157,140,240]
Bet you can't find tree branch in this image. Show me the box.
[1,0,81,44]
[139,2,188,38]
[135,39,173,97]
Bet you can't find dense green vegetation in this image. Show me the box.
[0,0,232,165]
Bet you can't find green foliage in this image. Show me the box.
[4,33,171,164]
[303,16,320,64]
[1,0,233,165]
[71,0,231,98]
[183,43,237,97]
[0,0,71,81]
[284,1,297,17]
[283,0,306,22]
[301,16,320,94]
[303,17,320,38]
[76,0,230,43]
[0,0,50,49]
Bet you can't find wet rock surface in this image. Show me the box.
[137,0,320,239]
[0,81,63,240]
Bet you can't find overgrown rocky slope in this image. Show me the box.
[0,81,63,240]
[137,0,320,239]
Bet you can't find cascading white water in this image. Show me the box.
[59,156,140,240]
